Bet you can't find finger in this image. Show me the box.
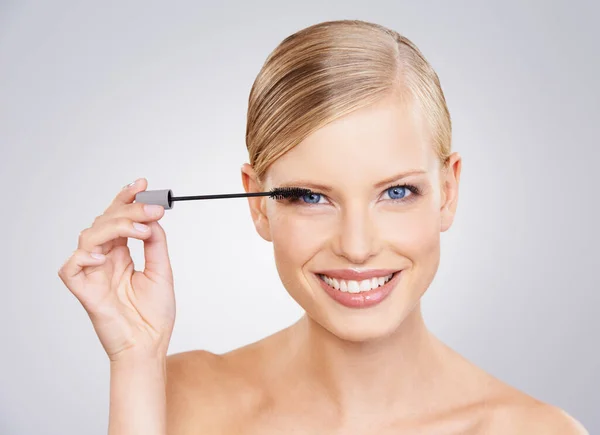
[78,217,153,253]
[142,220,173,283]
[103,177,148,215]
[94,202,165,250]
[98,202,165,226]
[58,249,106,292]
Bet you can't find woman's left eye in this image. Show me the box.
[382,185,412,201]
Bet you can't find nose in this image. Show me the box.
[332,204,381,264]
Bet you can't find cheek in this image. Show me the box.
[268,209,335,305]
[269,208,332,268]
[379,201,441,258]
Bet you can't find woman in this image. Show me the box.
[58,20,588,434]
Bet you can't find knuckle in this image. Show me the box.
[116,217,132,229]
[58,253,72,272]
[92,214,105,226]
[58,259,70,279]
[78,228,89,243]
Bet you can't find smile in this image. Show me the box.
[318,273,394,293]
[313,269,403,309]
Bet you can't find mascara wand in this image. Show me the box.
[134,187,311,210]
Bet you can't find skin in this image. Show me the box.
[59,91,587,433]
[164,94,588,434]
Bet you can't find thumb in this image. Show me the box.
[142,220,173,283]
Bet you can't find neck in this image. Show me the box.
[285,302,451,419]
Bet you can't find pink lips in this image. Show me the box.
[315,269,402,309]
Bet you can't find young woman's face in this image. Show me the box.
[244,95,461,342]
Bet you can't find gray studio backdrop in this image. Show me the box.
[1,1,598,433]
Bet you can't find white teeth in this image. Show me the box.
[348,280,360,293]
[359,280,371,291]
[320,273,395,293]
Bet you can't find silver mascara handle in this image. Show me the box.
[134,189,174,210]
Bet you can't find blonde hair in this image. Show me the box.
[245,19,452,182]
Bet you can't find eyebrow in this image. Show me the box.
[276,169,428,193]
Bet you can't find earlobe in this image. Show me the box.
[240,163,272,242]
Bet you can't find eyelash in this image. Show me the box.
[282,183,423,206]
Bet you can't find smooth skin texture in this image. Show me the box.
[167,95,587,434]
[59,96,588,434]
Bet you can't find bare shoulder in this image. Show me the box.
[164,347,269,434]
[438,342,588,435]
[165,350,226,434]
[166,349,224,397]
[483,389,588,434]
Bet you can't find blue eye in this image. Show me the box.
[282,183,421,207]
[302,192,322,204]
[386,186,407,200]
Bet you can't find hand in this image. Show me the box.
[58,178,176,362]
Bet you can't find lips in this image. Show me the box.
[313,269,403,309]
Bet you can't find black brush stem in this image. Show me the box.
[172,192,272,201]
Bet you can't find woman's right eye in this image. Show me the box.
[301,192,325,204]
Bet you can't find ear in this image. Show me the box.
[241,163,272,242]
[440,152,462,232]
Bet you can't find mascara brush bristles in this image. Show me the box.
[170,187,312,202]
[268,187,312,200]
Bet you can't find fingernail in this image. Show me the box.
[90,252,105,259]
[133,222,149,232]
[123,179,138,189]
[144,204,163,216]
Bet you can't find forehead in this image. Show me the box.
[265,96,436,188]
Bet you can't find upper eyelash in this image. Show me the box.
[282,183,422,205]
[385,183,422,198]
